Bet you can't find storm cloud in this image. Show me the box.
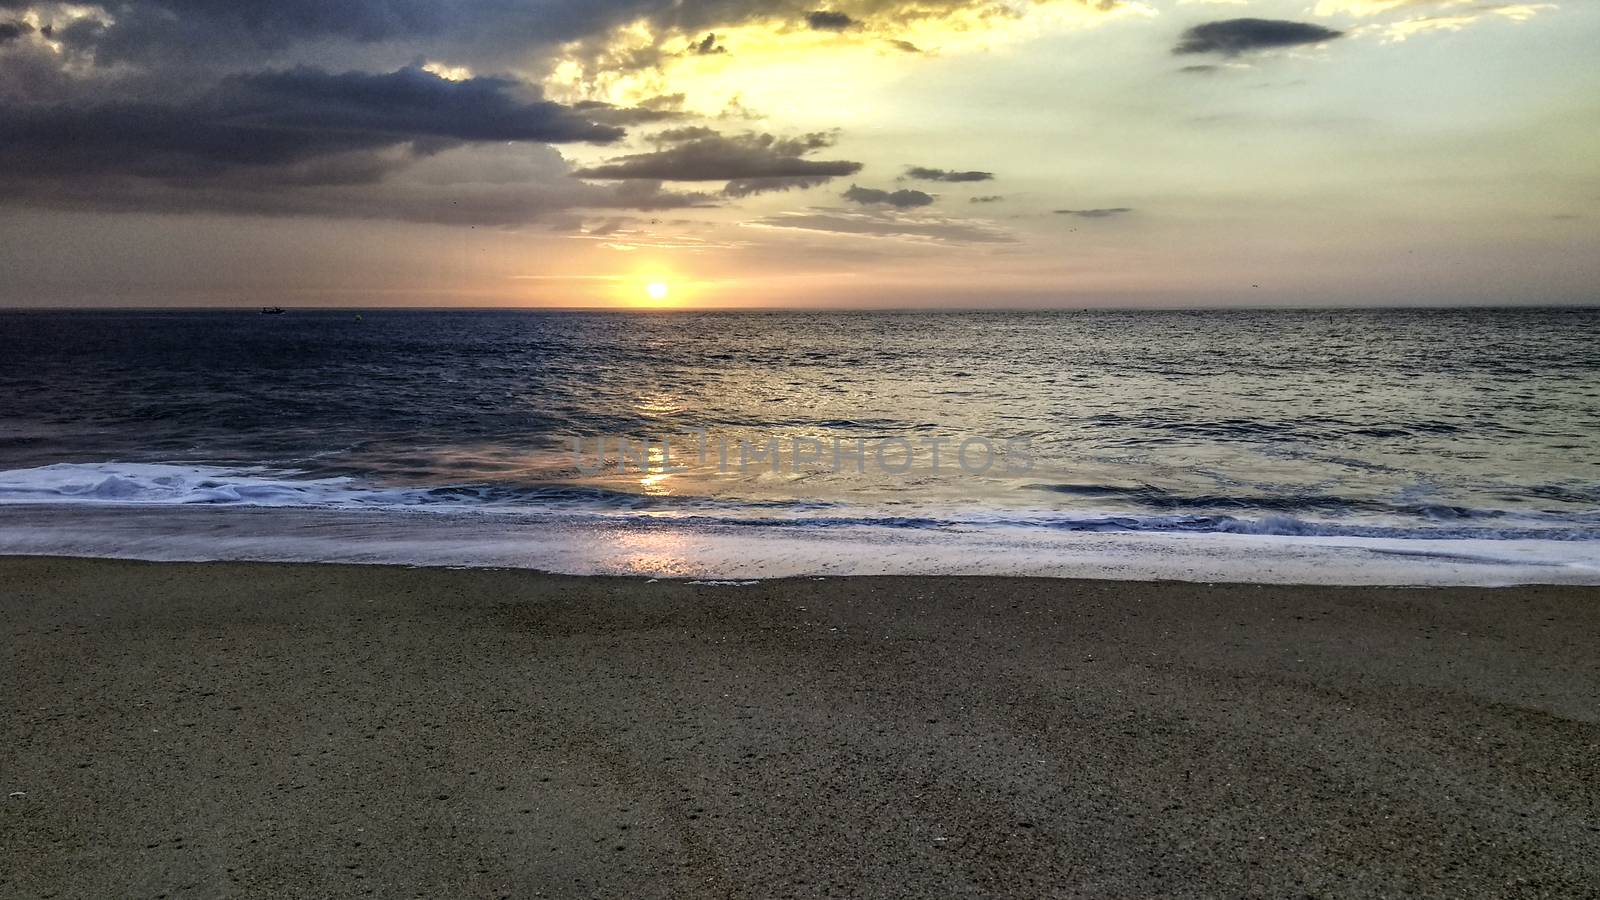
[1174,19,1344,57]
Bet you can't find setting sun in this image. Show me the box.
[645,282,669,302]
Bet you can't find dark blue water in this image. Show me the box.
[1,307,1598,540]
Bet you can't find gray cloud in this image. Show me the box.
[723,174,834,196]
[690,32,727,54]
[35,0,1123,73]
[904,166,993,182]
[806,10,856,31]
[1174,19,1343,57]
[0,142,712,225]
[575,131,862,185]
[969,195,1003,203]
[887,39,921,53]
[0,66,623,184]
[571,99,686,125]
[0,20,32,42]
[0,66,715,224]
[1055,207,1132,218]
[843,185,935,208]
[651,125,722,143]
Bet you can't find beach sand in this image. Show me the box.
[2,556,1597,898]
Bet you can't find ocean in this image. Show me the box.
[1,307,1597,583]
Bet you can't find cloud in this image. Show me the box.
[748,208,1015,243]
[571,99,686,125]
[0,66,713,224]
[887,39,922,53]
[44,0,1129,74]
[574,131,863,187]
[1173,18,1344,56]
[1055,207,1133,218]
[651,125,723,143]
[0,20,32,42]
[0,140,712,225]
[690,32,727,54]
[1178,64,1221,74]
[904,166,994,182]
[0,66,623,183]
[1354,3,1555,42]
[0,66,631,195]
[724,175,835,196]
[806,11,857,31]
[843,185,935,208]
[970,195,1003,203]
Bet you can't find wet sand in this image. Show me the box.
[2,556,1597,898]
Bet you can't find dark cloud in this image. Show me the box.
[35,0,1124,73]
[0,140,712,225]
[1055,207,1132,218]
[887,39,921,53]
[843,185,935,208]
[724,175,834,196]
[1174,19,1343,57]
[652,125,723,144]
[571,99,686,125]
[904,166,993,183]
[51,0,450,65]
[0,66,715,224]
[574,131,862,185]
[0,20,32,42]
[806,11,856,31]
[969,195,1003,203]
[0,66,622,184]
[691,32,727,54]
[1178,64,1221,75]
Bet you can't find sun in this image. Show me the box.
[645,281,670,302]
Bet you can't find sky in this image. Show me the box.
[0,0,1595,308]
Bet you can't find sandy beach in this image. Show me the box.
[2,556,1597,898]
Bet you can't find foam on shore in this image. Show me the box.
[1,504,1596,586]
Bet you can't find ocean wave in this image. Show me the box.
[1,462,1597,542]
[1018,482,1596,522]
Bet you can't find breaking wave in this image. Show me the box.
[2,462,1598,542]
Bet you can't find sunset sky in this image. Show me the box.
[1,0,1595,308]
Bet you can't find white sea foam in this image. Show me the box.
[0,463,1597,585]
[0,462,422,507]
[0,504,1597,586]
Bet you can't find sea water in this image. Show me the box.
[1,307,1596,583]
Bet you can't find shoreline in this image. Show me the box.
[4,556,1598,897]
[4,504,1599,586]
